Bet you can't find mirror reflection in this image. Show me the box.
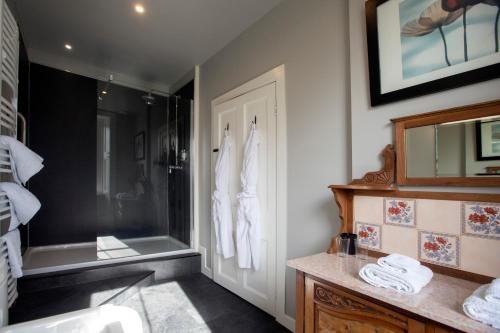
[406,116,500,178]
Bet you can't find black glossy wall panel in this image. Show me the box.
[28,64,97,246]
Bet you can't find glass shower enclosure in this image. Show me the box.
[23,74,194,274]
[95,82,193,260]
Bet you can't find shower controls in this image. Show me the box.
[168,165,183,174]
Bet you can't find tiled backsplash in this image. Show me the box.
[354,195,500,277]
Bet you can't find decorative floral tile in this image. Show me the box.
[462,202,500,239]
[355,222,381,250]
[418,231,459,268]
[384,198,416,227]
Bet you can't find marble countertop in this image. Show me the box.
[287,252,499,333]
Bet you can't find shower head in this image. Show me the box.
[142,91,156,105]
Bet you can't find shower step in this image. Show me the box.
[102,271,154,306]
[9,271,155,324]
[9,253,200,324]
[19,252,201,293]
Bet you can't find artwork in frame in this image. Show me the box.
[134,131,145,161]
[476,118,500,160]
[157,125,168,164]
[366,0,500,106]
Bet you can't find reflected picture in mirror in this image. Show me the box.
[134,131,145,161]
[476,119,500,161]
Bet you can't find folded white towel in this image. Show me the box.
[0,182,41,231]
[1,229,22,278]
[0,136,44,185]
[377,253,421,274]
[359,262,433,294]
[463,284,500,329]
[485,278,500,305]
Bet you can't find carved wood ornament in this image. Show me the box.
[313,283,406,328]
[350,144,395,187]
[315,285,379,315]
[326,145,395,253]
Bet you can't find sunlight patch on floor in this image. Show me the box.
[120,280,213,333]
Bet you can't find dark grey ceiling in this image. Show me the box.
[12,0,283,92]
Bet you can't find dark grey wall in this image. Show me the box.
[28,63,97,246]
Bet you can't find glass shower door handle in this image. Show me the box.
[168,165,183,174]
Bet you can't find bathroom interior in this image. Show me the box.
[0,0,498,332]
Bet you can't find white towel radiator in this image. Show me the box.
[0,0,20,308]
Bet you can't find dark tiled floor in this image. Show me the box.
[9,273,290,333]
[121,274,291,333]
[9,272,152,324]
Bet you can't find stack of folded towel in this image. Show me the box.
[359,253,433,294]
[2,230,22,278]
[0,136,44,280]
[463,278,500,329]
[0,182,41,231]
[0,135,44,185]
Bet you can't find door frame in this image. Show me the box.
[210,65,290,329]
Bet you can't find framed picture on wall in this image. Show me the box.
[134,131,145,160]
[156,125,168,163]
[365,0,500,106]
[476,119,500,161]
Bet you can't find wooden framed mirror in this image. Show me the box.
[392,100,500,187]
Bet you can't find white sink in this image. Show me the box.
[0,305,143,333]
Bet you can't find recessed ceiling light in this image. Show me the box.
[102,90,107,95]
[64,43,72,50]
[134,4,145,14]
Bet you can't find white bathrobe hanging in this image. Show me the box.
[212,130,235,259]
[236,124,260,270]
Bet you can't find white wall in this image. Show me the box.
[198,0,349,318]
[349,0,500,195]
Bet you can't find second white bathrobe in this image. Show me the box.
[236,124,260,270]
[212,130,235,259]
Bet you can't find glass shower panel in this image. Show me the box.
[167,97,192,246]
[95,81,192,260]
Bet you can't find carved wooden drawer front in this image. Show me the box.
[304,277,425,333]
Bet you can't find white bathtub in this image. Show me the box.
[0,305,143,333]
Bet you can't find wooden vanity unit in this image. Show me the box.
[303,277,426,333]
[290,254,496,333]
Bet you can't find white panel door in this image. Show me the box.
[212,83,277,315]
